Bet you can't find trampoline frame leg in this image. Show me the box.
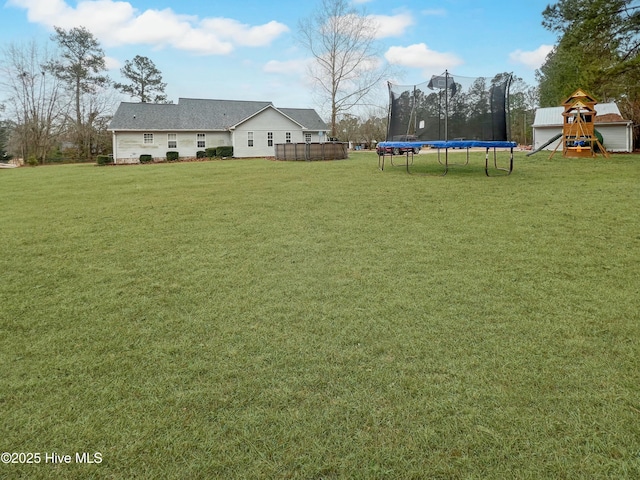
[484,147,514,176]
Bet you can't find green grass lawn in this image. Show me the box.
[1,151,639,478]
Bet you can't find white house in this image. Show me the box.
[108,98,329,163]
[532,102,634,153]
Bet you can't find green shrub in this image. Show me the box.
[205,147,217,158]
[196,150,207,159]
[166,151,179,162]
[96,155,112,165]
[216,146,233,158]
[139,154,153,164]
[27,155,38,166]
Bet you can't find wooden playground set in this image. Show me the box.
[549,89,610,159]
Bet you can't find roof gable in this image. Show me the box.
[562,89,598,106]
[228,104,294,129]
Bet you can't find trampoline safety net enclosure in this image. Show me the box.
[379,71,516,176]
[387,71,512,142]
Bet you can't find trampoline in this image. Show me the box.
[378,71,516,176]
[377,140,516,176]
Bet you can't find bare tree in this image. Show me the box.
[335,113,360,144]
[47,26,110,160]
[83,87,119,157]
[0,104,10,161]
[333,106,388,149]
[298,0,391,137]
[359,105,388,148]
[0,41,66,163]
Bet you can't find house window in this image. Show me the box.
[143,133,154,144]
[286,132,291,143]
[305,133,312,143]
[248,132,254,147]
[168,133,177,149]
[197,133,206,148]
[268,132,273,147]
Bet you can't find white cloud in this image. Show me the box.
[385,43,463,72]
[7,0,71,22]
[263,59,310,75]
[6,0,289,55]
[509,45,553,70]
[368,13,414,39]
[104,56,121,70]
[200,19,289,47]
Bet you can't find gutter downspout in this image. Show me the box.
[112,131,117,164]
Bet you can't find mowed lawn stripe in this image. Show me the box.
[0,153,638,478]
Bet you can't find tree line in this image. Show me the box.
[0,26,168,164]
[537,0,640,136]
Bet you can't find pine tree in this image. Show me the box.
[114,55,169,103]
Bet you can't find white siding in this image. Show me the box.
[113,131,231,163]
[232,108,324,158]
[112,106,328,160]
[533,127,563,152]
[594,123,634,152]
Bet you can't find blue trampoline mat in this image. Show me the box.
[378,140,517,149]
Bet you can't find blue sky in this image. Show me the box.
[1,0,558,112]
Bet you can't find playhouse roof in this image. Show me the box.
[562,89,598,106]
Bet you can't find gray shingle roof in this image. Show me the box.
[109,98,328,131]
[179,98,272,130]
[279,108,328,131]
[109,102,181,130]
